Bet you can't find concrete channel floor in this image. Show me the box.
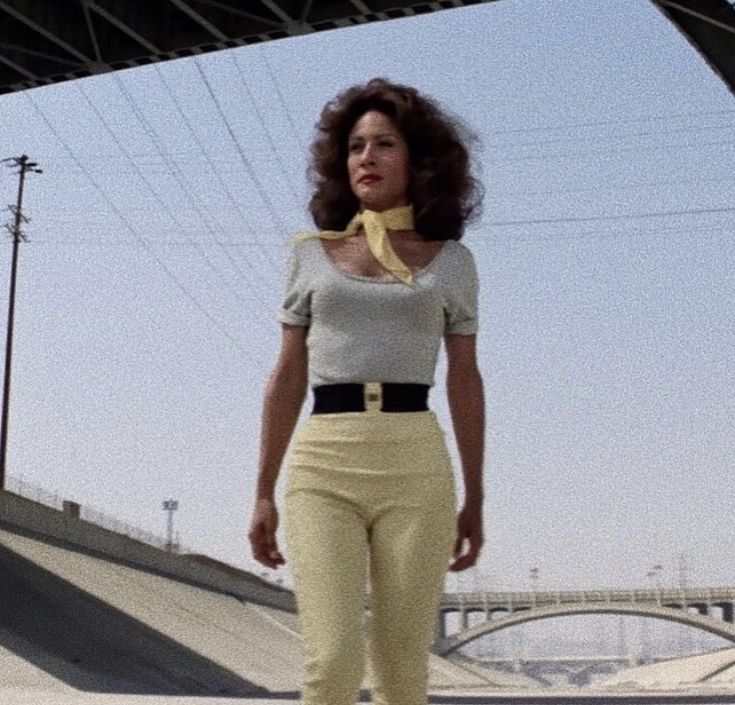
[0,691,546,705]
[1,693,323,705]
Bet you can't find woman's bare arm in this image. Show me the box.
[444,333,485,571]
[248,324,308,568]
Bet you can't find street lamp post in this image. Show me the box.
[529,566,539,604]
[162,499,179,552]
[650,563,663,603]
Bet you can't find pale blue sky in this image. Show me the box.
[0,0,733,596]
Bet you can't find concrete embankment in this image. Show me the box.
[0,489,527,696]
[0,524,303,694]
[0,490,293,610]
[595,647,735,690]
[0,489,304,694]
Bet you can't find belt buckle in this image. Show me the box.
[364,382,382,411]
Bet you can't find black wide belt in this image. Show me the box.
[312,383,430,414]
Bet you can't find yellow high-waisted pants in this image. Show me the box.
[284,399,457,705]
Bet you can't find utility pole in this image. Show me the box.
[0,155,42,490]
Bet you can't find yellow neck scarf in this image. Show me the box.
[294,205,414,284]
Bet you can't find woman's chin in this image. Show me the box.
[358,196,409,212]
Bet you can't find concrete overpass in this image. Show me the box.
[435,589,735,655]
[0,1,734,97]
[0,0,500,95]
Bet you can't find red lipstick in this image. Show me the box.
[358,174,382,184]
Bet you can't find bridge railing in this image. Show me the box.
[440,587,735,611]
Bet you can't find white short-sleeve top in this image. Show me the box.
[278,237,479,387]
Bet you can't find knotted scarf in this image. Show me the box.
[294,205,415,284]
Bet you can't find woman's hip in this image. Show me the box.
[286,410,455,504]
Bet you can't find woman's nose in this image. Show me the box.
[359,143,376,165]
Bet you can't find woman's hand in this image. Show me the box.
[449,503,483,572]
[248,498,286,569]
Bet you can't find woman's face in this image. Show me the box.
[347,110,410,213]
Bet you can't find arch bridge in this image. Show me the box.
[434,587,735,655]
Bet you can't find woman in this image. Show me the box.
[248,77,485,705]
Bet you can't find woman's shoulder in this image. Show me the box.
[429,239,478,299]
[281,237,325,287]
[438,239,477,271]
[290,232,321,250]
[288,235,324,263]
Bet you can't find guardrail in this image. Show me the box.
[6,475,195,554]
[440,587,735,609]
[3,475,284,586]
[0,483,295,612]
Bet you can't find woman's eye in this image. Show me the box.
[348,143,362,152]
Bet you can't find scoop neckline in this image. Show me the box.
[315,238,452,284]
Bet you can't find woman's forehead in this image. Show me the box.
[349,110,400,138]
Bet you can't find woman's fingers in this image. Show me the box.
[453,533,463,558]
[449,537,479,571]
[262,528,285,566]
[248,499,286,569]
[249,520,286,568]
[449,510,483,572]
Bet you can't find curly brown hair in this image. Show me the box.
[307,78,483,241]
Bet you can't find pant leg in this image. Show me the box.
[366,467,456,705]
[285,489,369,705]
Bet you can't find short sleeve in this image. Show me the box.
[444,244,479,335]
[278,244,311,326]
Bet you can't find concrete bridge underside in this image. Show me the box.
[1,1,733,97]
[435,603,735,656]
[0,0,500,95]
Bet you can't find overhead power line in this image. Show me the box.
[499,172,735,200]
[37,112,734,166]
[194,56,286,265]
[259,46,305,152]
[230,51,301,205]
[108,73,273,328]
[489,108,735,135]
[153,62,279,292]
[490,138,735,164]
[22,90,265,366]
[485,205,735,228]
[486,123,735,149]
[79,78,273,331]
[475,225,734,247]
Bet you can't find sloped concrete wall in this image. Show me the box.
[0,491,531,696]
[0,526,519,695]
[594,647,735,689]
[0,528,296,695]
[0,490,293,611]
